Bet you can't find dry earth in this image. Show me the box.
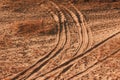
[0,0,120,80]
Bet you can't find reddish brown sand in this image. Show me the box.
[0,0,120,80]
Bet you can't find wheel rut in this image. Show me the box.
[5,1,120,80]
[34,4,92,79]
[33,4,83,79]
[23,2,92,80]
[24,2,71,80]
[10,1,67,80]
[37,31,120,80]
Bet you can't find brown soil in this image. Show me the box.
[0,0,120,80]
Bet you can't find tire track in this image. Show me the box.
[53,5,92,78]
[4,10,60,80]
[31,5,119,80]
[61,6,83,57]
[38,31,120,78]
[20,1,70,80]
[58,32,120,80]
[52,6,85,79]
[70,4,93,51]
[36,4,91,78]
[26,2,82,79]
[33,5,83,80]
[52,5,93,79]
[6,2,120,80]
[66,5,89,56]
[60,5,82,58]
[69,49,120,80]
[10,1,67,80]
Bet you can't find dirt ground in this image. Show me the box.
[0,0,120,80]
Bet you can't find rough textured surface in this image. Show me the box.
[0,0,120,80]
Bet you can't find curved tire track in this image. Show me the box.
[52,5,93,79]
[70,4,93,52]
[36,4,91,78]
[28,1,83,79]
[19,1,69,80]
[62,5,83,57]
[33,5,83,80]
[53,5,85,79]
[8,11,60,80]
[6,1,120,80]
[10,1,67,80]
[66,5,89,56]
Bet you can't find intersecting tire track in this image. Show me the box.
[33,5,79,78]
[12,1,88,79]
[33,4,84,80]
[52,5,87,79]
[60,32,120,80]
[53,5,93,79]
[17,2,92,79]
[38,31,120,80]
[34,4,92,79]
[5,1,120,80]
